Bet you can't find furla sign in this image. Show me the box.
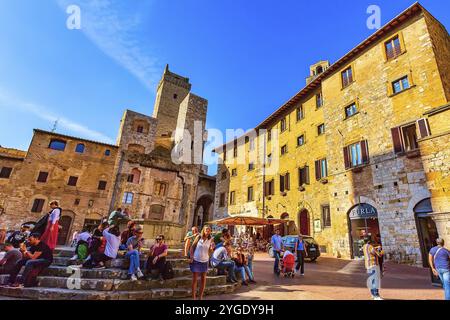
[349,203,378,220]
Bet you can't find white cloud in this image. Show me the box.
[56,0,160,91]
[0,88,115,144]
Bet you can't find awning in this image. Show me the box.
[207,216,289,226]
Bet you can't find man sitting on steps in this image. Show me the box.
[5,233,53,288]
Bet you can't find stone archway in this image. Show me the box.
[193,195,214,228]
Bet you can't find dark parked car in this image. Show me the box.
[268,235,321,262]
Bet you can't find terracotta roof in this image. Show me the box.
[33,129,119,148]
[213,2,427,153]
[0,147,26,160]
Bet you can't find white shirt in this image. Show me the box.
[193,238,213,263]
[210,246,228,267]
[102,228,121,259]
[77,231,91,243]
[49,208,61,224]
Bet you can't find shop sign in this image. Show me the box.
[349,203,378,220]
[314,219,322,232]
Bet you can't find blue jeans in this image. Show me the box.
[235,266,247,281]
[244,265,254,281]
[126,250,140,275]
[9,258,51,286]
[437,269,450,300]
[119,244,127,251]
[216,260,237,281]
[247,256,253,272]
[274,250,281,274]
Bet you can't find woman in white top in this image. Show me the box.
[41,200,62,250]
[189,225,215,300]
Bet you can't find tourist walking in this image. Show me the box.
[184,226,199,257]
[429,238,450,300]
[6,233,53,287]
[210,241,237,283]
[40,200,62,251]
[271,229,283,275]
[294,234,308,276]
[190,225,215,300]
[0,242,22,275]
[363,237,384,300]
[146,234,168,280]
[125,226,145,281]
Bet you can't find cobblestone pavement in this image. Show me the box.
[0,253,443,300]
[205,253,444,300]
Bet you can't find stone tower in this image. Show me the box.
[152,64,192,138]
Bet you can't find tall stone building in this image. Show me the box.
[0,66,215,245]
[214,3,449,266]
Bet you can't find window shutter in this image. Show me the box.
[391,127,403,153]
[286,173,290,190]
[280,175,284,192]
[361,140,369,164]
[343,146,350,169]
[417,118,431,139]
[315,160,320,180]
[305,166,310,185]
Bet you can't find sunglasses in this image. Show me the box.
[156,238,162,241]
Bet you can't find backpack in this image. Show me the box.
[162,261,174,280]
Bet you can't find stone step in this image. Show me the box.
[0,283,238,300]
[36,275,226,291]
[54,248,184,259]
[42,265,215,279]
[53,257,189,269]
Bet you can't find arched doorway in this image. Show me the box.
[193,195,214,228]
[298,209,310,236]
[347,203,379,259]
[57,212,74,246]
[414,198,438,268]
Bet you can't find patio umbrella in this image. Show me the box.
[207,216,287,226]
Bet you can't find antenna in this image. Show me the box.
[51,119,59,133]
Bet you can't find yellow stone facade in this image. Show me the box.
[214,3,450,265]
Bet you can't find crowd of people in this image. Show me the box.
[184,226,257,300]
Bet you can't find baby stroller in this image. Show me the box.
[280,251,295,278]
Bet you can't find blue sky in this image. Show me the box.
[0,0,448,174]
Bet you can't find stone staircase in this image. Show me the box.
[0,247,239,300]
